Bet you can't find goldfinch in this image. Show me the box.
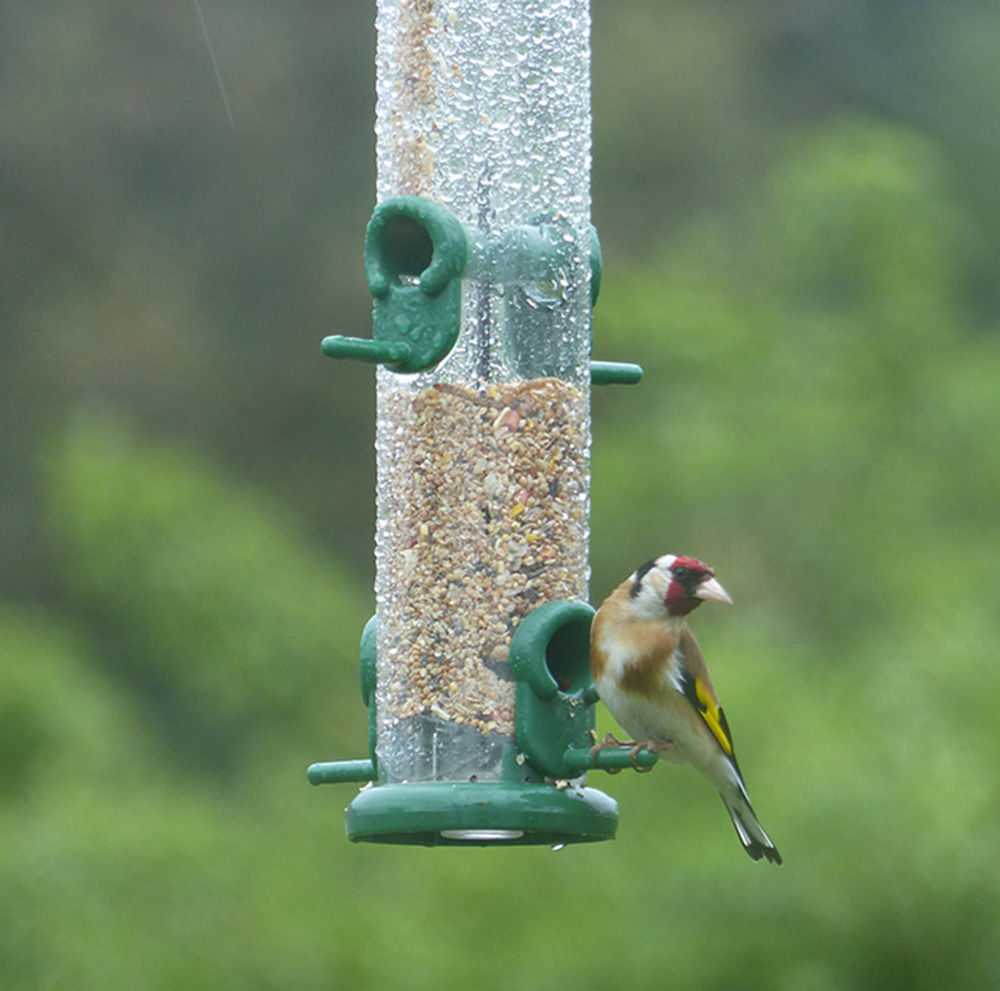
[590,554,781,864]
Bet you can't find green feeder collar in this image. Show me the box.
[309,600,660,845]
[321,195,643,384]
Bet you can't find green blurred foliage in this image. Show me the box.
[4,1,1000,988]
[43,410,371,772]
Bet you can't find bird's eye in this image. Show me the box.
[672,566,690,581]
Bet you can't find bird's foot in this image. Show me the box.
[629,739,673,772]
[590,732,629,773]
[590,734,671,773]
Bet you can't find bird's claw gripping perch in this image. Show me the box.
[629,739,672,772]
[589,733,668,773]
[589,732,627,773]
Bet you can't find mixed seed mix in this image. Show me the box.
[375,376,589,780]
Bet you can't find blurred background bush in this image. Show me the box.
[3,1,999,988]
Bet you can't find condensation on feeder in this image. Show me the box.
[373,0,593,784]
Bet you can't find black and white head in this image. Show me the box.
[629,554,733,620]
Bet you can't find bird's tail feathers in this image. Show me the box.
[722,793,782,865]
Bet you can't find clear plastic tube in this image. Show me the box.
[374,0,592,783]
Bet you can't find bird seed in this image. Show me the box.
[375,376,589,782]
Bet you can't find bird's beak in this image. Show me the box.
[694,576,733,605]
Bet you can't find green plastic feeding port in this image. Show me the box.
[321,196,468,374]
[322,195,643,386]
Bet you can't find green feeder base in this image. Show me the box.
[344,781,618,847]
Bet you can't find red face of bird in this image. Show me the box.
[629,554,733,620]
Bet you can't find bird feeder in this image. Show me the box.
[309,0,644,846]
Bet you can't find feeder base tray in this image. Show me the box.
[343,781,618,846]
